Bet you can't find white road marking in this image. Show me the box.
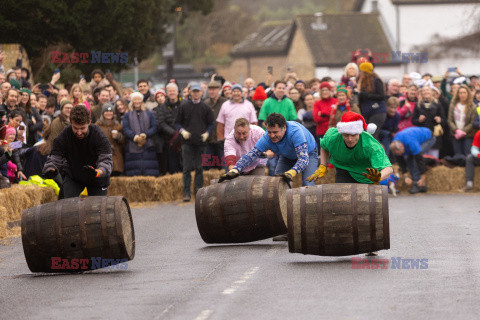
[194,309,213,320]
[222,266,259,295]
[154,304,174,319]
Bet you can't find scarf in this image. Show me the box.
[330,100,351,127]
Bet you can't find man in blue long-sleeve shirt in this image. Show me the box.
[175,83,215,202]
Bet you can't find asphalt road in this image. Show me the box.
[1,194,480,320]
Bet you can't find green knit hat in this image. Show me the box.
[10,79,21,90]
[337,84,348,95]
[20,88,31,95]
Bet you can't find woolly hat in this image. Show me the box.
[431,75,443,83]
[9,79,21,90]
[336,84,348,95]
[252,86,267,101]
[336,111,377,135]
[359,62,373,74]
[20,88,31,95]
[231,84,243,92]
[320,81,332,90]
[102,103,114,114]
[60,99,73,110]
[5,126,16,138]
[130,91,144,101]
[208,81,222,88]
[295,80,306,86]
[222,81,232,90]
[155,89,166,100]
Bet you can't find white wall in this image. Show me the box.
[360,0,480,52]
[399,4,479,52]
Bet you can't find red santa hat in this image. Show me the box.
[336,111,377,135]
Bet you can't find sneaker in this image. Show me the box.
[183,195,191,202]
[459,185,474,192]
[409,184,420,194]
[272,234,288,241]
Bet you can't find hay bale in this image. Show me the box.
[0,184,56,240]
[0,184,56,221]
[0,207,7,239]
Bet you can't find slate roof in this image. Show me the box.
[295,13,396,67]
[230,21,295,58]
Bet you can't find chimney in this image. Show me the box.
[311,12,327,31]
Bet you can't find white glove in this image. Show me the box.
[201,132,209,142]
[180,130,191,140]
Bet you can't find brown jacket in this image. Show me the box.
[47,114,69,144]
[96,117,125,174]
[448,101,478,137]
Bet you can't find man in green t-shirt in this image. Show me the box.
[308,111,393,185]
[308,111,393,256]
[258,80,297,126]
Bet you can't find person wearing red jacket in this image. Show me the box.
[313,82,337,151]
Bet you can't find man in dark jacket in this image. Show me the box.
[153,82,182,175]
[43,105,113,198]
[175,82,215,202]
[204,80,227,170]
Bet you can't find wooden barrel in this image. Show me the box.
[21,196,135,273]
[286,184,389,256]
[195,176,289,243]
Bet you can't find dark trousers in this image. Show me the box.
[366,112,387,141]
[63,175,108,199]
[168,144,182,174]
[157,143,169,176]
[204,141,225,170]
[182,144,205,197]
[335,167,360,183]
[466,154,480,182]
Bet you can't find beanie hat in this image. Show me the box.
[5,126,16,138]
[231,84,243,92]
[336,85,348,95]
[60,99,73,110]
[252,86,267,101]
[20,88,31,95]
[336,111,377,135]
[102,103,114,114]
[222,81,232,90]
[320,81,332,90]
[359,62,373,74]
[295,80,306,86]
[130,91,144,101]
[10,79,21,90]
[155,89,166,100]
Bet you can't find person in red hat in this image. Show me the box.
[312,81,337,151]
[307,111,392,185]
[251,86,267,117]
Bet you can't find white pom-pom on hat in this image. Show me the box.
[336,111,377,135]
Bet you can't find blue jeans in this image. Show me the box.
[267,155,279,176]
[274,149,319,186]
[404,136,436,182]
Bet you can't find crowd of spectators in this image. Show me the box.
[1,48,479,195]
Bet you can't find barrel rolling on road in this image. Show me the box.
[21,196,135,273]
[195,176,289,243]
[286,184,390,256]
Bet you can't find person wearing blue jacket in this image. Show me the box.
[219,113,318,187]
[389,127,436,193]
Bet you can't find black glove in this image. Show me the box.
[83,165,99,178]
[42,169,58,180]
[218,169,240,183]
